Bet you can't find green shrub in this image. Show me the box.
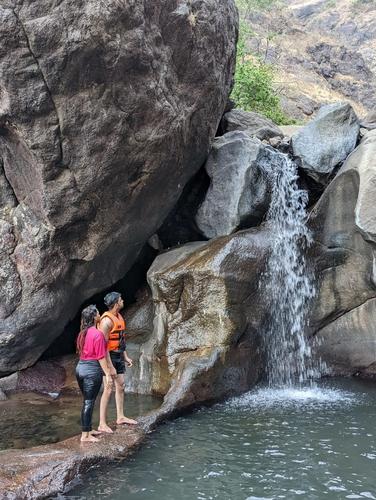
[236,0,278,13]
[231,21,294,125]
[352,0,374,7]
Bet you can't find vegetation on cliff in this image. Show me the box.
[231,0,294,124]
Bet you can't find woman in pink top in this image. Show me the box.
[75,305,113,443]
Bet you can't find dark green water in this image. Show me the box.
[65,379,376,500]
[0,391,161,450]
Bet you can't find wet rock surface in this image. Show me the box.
[0,425,146,500]
[310,128,376,376]
[0,0,238,375]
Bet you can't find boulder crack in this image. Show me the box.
[313,239,373,263]
[11,8,64,167]
[0,158,20,207]
[314,295,376,337]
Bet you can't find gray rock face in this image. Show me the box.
[222,109,283,141]
[353,129,376,244]
[0,372,18,392]
[309,128,376,376]
[292,102,360,182]
[123,288,155,394]
[125,230,268,397]
[195,132,271,238]
[317,298,376,375]
[0,0,238,375]
[361,111,376,130]
[280,125,303,137]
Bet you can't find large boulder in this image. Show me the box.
[124,229,268,399]
[195,132,272,238]
[292,102,360,183]
[309,129,376,376]
[360,110,376,131]
[0,0,238,375]
[222,109,283,141]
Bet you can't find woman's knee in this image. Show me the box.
[115,378,125,391]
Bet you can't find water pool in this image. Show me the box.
[0,391,161,450]
[65,379,376,500]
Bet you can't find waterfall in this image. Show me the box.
[259,148,321,387]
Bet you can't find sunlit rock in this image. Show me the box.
[292,102,360,183]
[222,109,284,141]
[126,230,267,403]
[195,132,274,238]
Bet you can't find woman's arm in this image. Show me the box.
[98,357,113,388]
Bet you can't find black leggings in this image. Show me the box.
[75,360,103,432]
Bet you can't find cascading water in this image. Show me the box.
[259,147,322,387]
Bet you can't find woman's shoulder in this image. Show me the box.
[87,326,104,338]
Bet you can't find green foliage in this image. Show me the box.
[352,0,374,7]
[324,0,336,8]
[231,21,294,125]
[236,0,277,13]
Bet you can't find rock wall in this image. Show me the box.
[0,0,238,375]
[310,130,376,376]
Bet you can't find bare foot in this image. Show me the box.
[116,416,138,425]
[81,435,100,443]
[98,424,114,434]
[90,430,102,436]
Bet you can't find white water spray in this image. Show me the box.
[259,148,323,387]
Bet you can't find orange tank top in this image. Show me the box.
[101,311,126,352]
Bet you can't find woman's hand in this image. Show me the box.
[125,357,133,367]
[109,366,117,378]
[105,373,114,388]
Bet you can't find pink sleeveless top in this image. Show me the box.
[80,327,107,361]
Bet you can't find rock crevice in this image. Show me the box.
[11,6,64,168]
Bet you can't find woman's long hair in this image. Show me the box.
[76,304,99,355]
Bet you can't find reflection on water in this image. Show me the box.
[0,391,161,450]
[65,379,376,500]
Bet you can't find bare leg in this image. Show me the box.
[115,374,137,425]
[98,377,114,433]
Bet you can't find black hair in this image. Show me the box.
[104,291,121,309]
[76,304,99,354]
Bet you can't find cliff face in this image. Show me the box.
[0,0,238,375]
[243,0,376,120]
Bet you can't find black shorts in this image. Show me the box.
[109,351,126,375]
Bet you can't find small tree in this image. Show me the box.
[231,21,291,124]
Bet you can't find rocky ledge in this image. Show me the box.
[0,424,146,500]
